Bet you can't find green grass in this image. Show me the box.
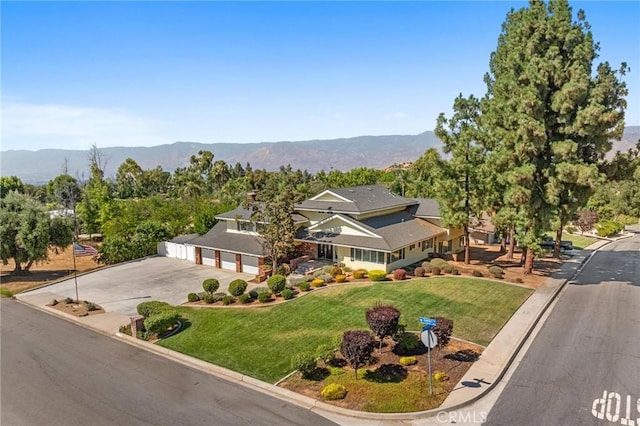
[545,233,598,250]
[0,288,14,298]
[159,278,532,383]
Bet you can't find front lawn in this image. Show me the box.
[159,278,532,383]
[545,233,599,250]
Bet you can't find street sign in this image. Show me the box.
[421,329,438,349]
[419,317,437,327]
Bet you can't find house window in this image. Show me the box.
[422,238,434,251]
[390,248,405,263]
[409,244,416,250]
[236,221,255,232]
[350,248,385,264]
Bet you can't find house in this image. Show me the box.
[294,185,463,272]
[176,185,463,276]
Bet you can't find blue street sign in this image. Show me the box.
[419,317,437,327]
[422,325,434,332]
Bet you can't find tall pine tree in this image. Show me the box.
[482,0,628,273]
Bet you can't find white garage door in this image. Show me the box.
[242,255,259,275]
[202,248,215,267]
[220,251,236,271]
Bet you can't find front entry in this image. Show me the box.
[317,244,334,261]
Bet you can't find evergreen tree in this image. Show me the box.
[435,94,486,264]
[482,0,628,273]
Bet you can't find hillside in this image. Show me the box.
[1,127,637,184]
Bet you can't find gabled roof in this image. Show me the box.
[186,222,267,257]
[410,198,442,219]
[296,185,416,215]
[170,233,199,244]
[296,211,445,252]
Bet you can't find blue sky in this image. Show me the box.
[2,1,638,151]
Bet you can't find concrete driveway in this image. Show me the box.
[25,257,254,316]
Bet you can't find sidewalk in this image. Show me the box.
[13,240,612,425]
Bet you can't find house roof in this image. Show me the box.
[296,211,445,252]
[296,185,416,214]
[410,198,442,218]
[186,222,267,257]
[216,204,308,224]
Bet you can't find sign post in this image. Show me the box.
[420,317,438,395]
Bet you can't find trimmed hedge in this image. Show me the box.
[321,383,347,400]
[369,270,388,281]
[144,309,180,336]
[187,292,199,302]
[137,301,171,318]
[414,267,426,277]
[335,274,347,283]
[267,274,287,294]
[488,266,504,279]
[228,279,248,296]
[257,291,271,303]
[238,293,251,304]
[299,282,311,292]
[311,278,325,288]
[430,258,449,268]
[421,262,434,273]
[393,269,407,280]
[352,269,367,279]
[281,288,294,300]
[399,356,417,366]
[222,295,234,305]
[202,278,220,295]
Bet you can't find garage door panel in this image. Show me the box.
[220,251,236,271]
[242,255,259,274]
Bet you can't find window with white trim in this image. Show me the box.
[390,248,405,263]
[350,248,386,264]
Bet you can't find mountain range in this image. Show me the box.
[2,127,638,185]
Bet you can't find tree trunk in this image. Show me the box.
[25,259,34,271]
[13,261,22,273]
[523,248,535,275]
[552,226,563,258]
[500,232,507,253]
[506,227,516,259]
[464,225,470,265]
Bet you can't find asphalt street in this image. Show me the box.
[0,299,337,426]
[486,233,640,425]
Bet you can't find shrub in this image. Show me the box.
[228,279,248,296]
[197,292,207,300]
[249,287,268,299]
[430,258,449,268]
[222,295,234,305]
[187,292,199,302]
[399,356,417,366]
[451,268,460,275]
[596,220,624,237]
[65,297,74,304]
[85,301,98,312]
[203,294,215,304]
[281,288,294,300]
[488,266,504,279]
[202,278,220,295]
[352,269,367,279]
[276,265,288,276]
[315,343,338,365]
[565,225,577,234]
[432,266,441,275]
[258,291,271,303]
[299,281,311,292]
[329,366,345,376]
[311,278,325,288]
[394,332,420,354]
[442,264,455,274]
[267,274,287,294]
[238,293,251,304]
[472,270,484,278]
[118,323,132,336]
[366,305,401,353]
[343,266,352,273]
[335,274,347,283]
[291,352,317,377]
[369,270,388,281]
[212,292,226,302]
[421,262,433,273]
[314,273,333,283]
[341,330,375,379]
[287,276,309,287]
[321,383,347,401]
[414,267,425,277]
[432,317,454,349]
[137,301,171,318]
[434,371,449,382]
[393,269,407,280]
[144,309,180,336]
